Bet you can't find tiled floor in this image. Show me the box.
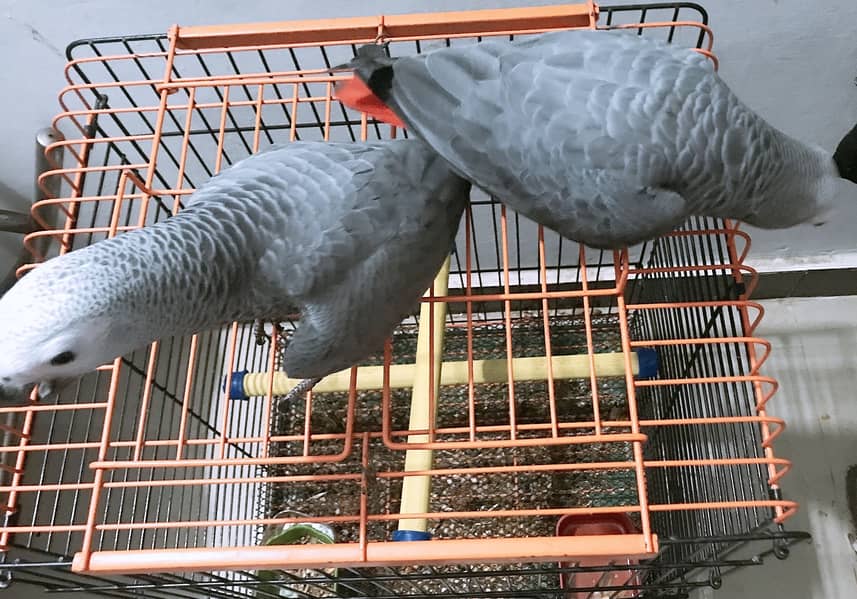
[12,296,857,599]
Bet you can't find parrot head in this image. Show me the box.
[833,121,857,186]
[0,252,133,406]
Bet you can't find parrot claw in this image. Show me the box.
[253,320,268,346]
[278,377,322,410]
[254,321,284,347]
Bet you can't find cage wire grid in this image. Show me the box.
[0,2,809,598]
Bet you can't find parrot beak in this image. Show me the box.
[37,380,56,400]
[0,379,77,406]
[0,380,65,405]
[37,378,75,402]
[0,383,36,406]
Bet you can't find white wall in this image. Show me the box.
[702,296,857,599]
[1,0,857,268]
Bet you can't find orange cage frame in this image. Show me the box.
[0,2,801,594]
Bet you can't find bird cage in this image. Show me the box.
[0,2,810,598]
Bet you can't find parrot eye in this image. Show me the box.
[50,351,76,366]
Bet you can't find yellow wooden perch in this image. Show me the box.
[391,256,452,541]
[222,255,659,542]
[224,349,658,399]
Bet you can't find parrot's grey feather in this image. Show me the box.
[283,159,468,377]
[0,139,469,400]
[188,140,469,379]
[356,29,845,248]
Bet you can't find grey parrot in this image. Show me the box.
[336,29,857,249]
[0,140,469,404]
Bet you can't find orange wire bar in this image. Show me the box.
[170,4,597,50]
[73,534,656,575]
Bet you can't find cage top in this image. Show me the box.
[64,2,711,57]
[172,2,598,50]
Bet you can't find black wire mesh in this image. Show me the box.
[0,3,810,598]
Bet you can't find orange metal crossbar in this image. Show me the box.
[73,534,655,575]
[171,4,596,50]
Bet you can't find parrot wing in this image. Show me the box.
[219,140,468,379]
[340,29,719,247]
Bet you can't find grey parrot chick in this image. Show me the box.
[0,140,469,404]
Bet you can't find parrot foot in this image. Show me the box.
[253,320,268,345]
[253,321,284,346]
[253,320,268,346]
[279,377,322,409]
